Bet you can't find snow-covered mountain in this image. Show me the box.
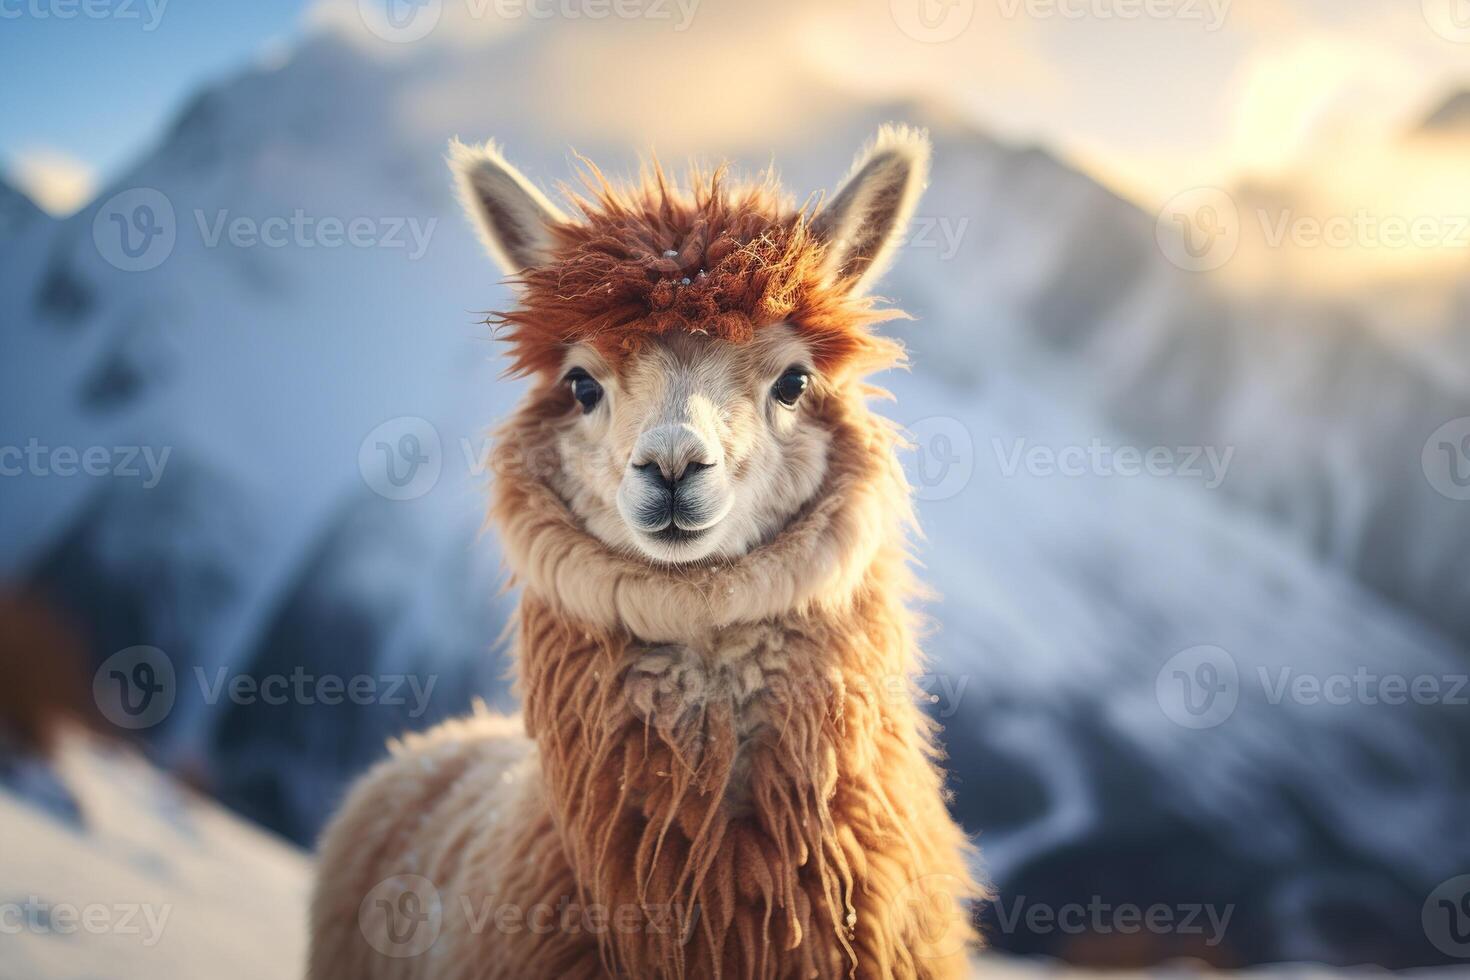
[891,125,1470,650]
[3,27,1469,970]
[0,175,44,237]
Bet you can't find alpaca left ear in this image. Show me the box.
[810,125,931,295]
[449,138,567,278]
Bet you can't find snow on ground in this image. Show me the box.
[0,732,308,980]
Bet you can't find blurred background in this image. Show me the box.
[3,0,1470,976]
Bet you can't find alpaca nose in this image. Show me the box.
[630,424,717,489]
[634,459,712,493]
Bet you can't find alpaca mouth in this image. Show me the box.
[648,524,708,545]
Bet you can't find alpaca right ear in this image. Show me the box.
[449,138,567,277]
[810,125,931,295]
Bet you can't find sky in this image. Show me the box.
[3,0,1470,217]
[0,0,305,212]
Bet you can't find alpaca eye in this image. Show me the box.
[772,367,810,408]
[565,368,603,414]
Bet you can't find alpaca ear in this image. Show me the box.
[810,125,931,295]
[449,138,567,277]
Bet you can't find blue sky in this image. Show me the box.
[0,0,307,210]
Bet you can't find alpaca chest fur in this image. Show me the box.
[619,625,809,810]
[309,125,984,979]
[512,539,976,978]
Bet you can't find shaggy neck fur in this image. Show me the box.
[491,391,978,978]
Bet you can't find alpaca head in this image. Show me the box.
[452,128,929,564]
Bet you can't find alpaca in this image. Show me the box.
[310,126,982,979]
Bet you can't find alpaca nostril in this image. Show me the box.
[635,458,712,490]
[679,460,713,482]
[634,460,675,492]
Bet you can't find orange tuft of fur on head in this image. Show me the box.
[489,160,902,379]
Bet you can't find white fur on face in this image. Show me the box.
[550,327,831,565]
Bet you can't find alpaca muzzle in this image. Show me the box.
[618,425,733,557]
